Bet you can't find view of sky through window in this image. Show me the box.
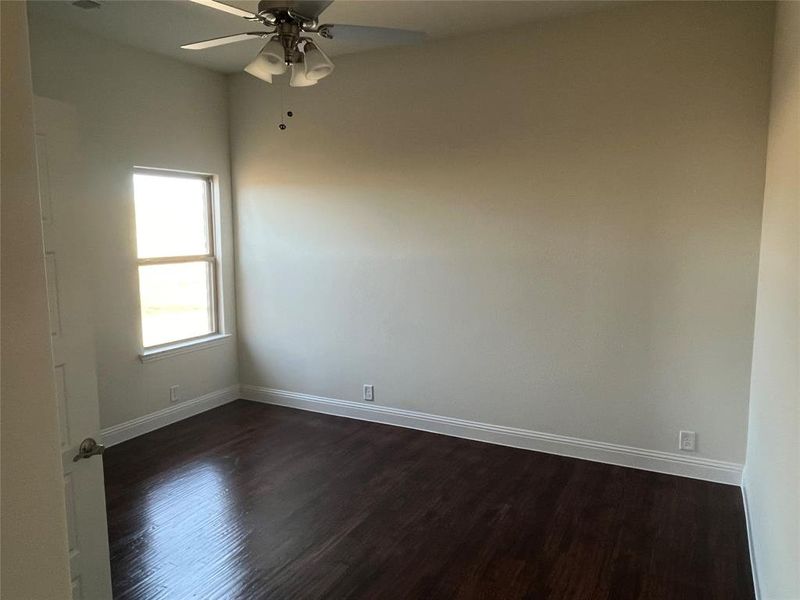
[134,172,216,348]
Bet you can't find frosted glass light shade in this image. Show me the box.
[289,60,318,87]
[260,37,288,75]
[244,55,273,82]
[303,42,334,81]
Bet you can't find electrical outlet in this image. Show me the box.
[363,384,374,402]
[679,430,696,452]
[169,385,180,404]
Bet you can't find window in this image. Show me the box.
[133,169,219,350]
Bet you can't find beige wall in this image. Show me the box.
[230,1,773,463]
[0,3,73,597]
[28,17,239,429]
[744,2,800,598]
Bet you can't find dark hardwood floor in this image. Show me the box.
[104,400,754,600]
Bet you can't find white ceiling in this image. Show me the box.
[28,0,613,73]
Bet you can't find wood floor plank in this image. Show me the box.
[104,400,754,599]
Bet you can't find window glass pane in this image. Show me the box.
[134,173,209,258]
[139,262,214,347]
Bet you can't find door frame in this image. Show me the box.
[0,1,73,597]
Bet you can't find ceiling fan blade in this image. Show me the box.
[181,32,267,50]
[188,0,257,19]
[318,24,425,47]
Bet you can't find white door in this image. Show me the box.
[35,96,113,600]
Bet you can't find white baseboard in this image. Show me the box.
[100,382,744,485]
[101,385,240,447]
[741,481,761,599]
[240,385,743,486]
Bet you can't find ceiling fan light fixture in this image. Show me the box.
[182,0,425,89]
[303,42,335,81]
[289,57,318,87]
[244,54,273,83]
[260,37,288,75]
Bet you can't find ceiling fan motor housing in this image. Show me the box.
[257,0,291,15]
[257,2,315,26]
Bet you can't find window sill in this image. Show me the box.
[139,333,232,363]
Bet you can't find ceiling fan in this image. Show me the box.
[182,0,426,87]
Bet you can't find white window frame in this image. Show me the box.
[135,167,229,362]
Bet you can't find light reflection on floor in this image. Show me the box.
[140,461,248,599]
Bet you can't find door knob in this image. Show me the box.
[73,437,105,462]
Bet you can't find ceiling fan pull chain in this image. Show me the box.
[279,85,292,130]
